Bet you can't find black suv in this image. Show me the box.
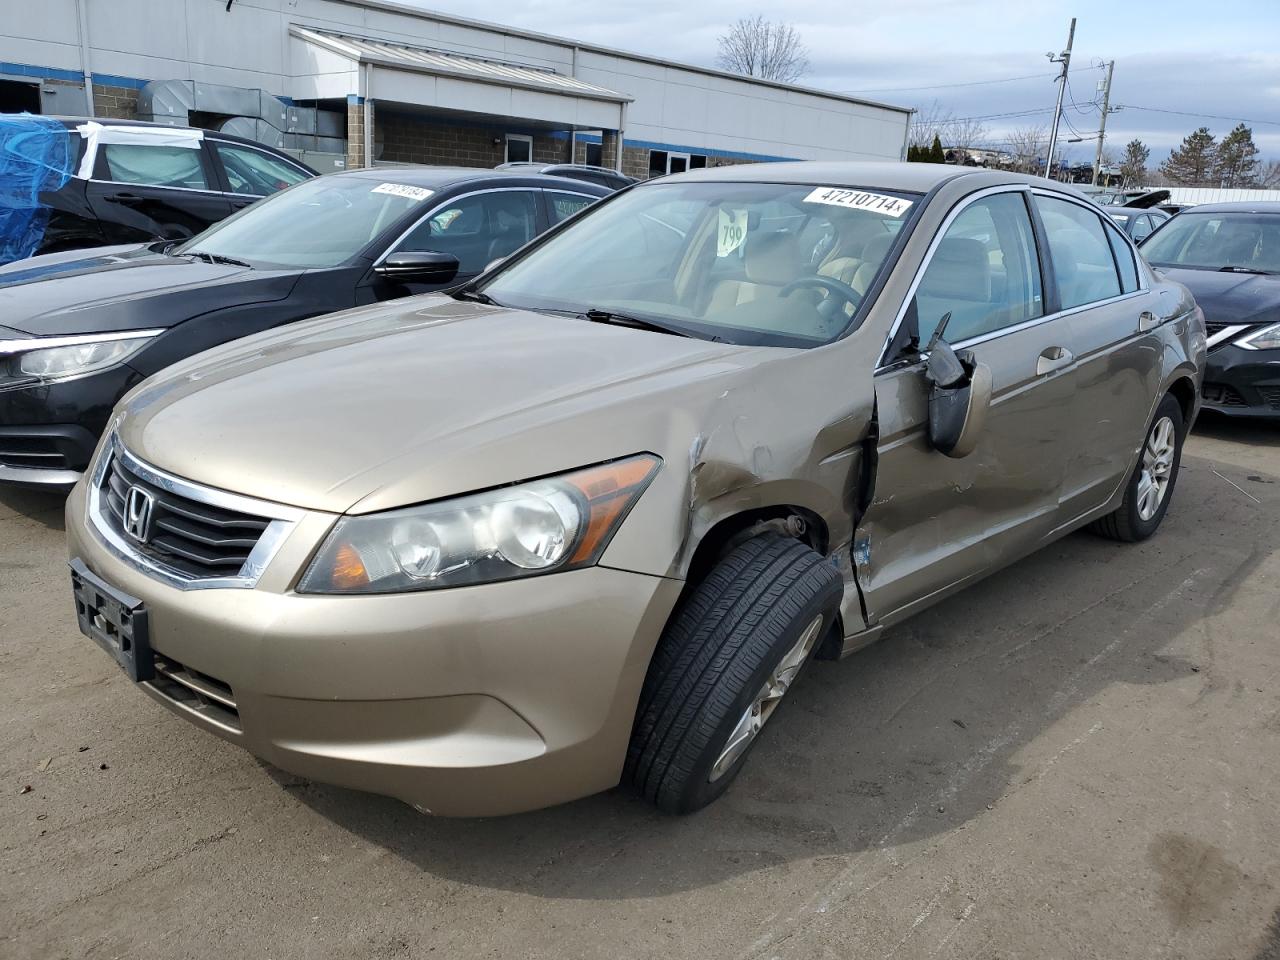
[1,115,316,263]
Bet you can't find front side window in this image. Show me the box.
[1140,213,1280,274]
[398,191,539,274]
[101,144,208,189]
[547,191,596,225]
[1035,195,1123,309]
[179,176,434,268]
[213,142,309,197]
[912,192,1044,344]
[481,181,921,347]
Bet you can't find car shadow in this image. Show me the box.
[0,485,67,531]
[1193,411,1280,446]
[263,452,1275,901]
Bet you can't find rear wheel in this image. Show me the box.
[626,533,842,813]
[1090,392,1184,542]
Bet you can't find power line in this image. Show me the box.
[1116,103,1280,128]
[914,107,1058,127]
[840,62,1105,95]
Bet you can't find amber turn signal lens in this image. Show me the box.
[330,541,371,590]
[565,454,661,565]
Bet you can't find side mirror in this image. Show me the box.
[925,338,992,458]
[374,251,460,284]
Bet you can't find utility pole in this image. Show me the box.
[1044,17,1076,182]
[1091,60,1116,185]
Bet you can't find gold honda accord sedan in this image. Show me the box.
[66,162,1206,816]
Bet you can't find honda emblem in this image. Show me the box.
[123,486,155,544]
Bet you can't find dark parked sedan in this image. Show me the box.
[0,115,316,264]
[1104,206,1169,243]
[0,167,608,486]
[495,162,636,191]
[1140,201,1280,418]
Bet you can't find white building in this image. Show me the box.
[0,0,911,176]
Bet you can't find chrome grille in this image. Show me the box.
[102,455,272,578]
[87,434,303,590]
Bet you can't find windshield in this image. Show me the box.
[479,181,920,347]
[1141,212,1280,273]
[179,176,435,268]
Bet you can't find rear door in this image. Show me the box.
[1033,191,1166,523]
[86,141,232,243]
[858,187,1080,625]
[207,138,312,213]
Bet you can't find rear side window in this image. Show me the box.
[212,142,308,197]
[1103,217,1140,293]
[913,191,1044,344]
[1035,196,1122,309]
[547,191,596,224]
[101,144,208,189]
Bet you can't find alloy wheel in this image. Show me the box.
[708,613,825,782]
[1136,415,1176,522]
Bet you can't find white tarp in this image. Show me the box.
[74,122,204,179]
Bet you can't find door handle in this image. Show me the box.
[1036,346,1074,376]
[1139,311,1160,332]
[108,193,146,205]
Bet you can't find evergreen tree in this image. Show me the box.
[930,134,945,163]
[907,143,920,162]
[1119,139,1149,186]
[1214,124,1260,188]
[1160,127,1217,185]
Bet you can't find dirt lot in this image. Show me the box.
[2,417,1278,960]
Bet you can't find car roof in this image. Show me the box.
[338,166,611,193]
[1176,201,1280,215]
[662,161,1087,196]
[46,115,299,155]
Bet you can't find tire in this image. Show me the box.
[1090,392,1185,543]
[626,533,842,814]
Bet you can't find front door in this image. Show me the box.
[86,141,232,243]
[857,188,1079,626]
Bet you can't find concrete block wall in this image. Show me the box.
[92,84,140,120]
[377,113,570,168]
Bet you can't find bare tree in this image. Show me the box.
[907,101,987,162]
[716,16,810,83]
[1006,125,1048,174]
[1260,159,1280,189]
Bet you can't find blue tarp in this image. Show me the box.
[0,114,76,264]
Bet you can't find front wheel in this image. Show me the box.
[625,533,842,814]
[1090,392,1185,542]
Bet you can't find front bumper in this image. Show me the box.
[1201,344,1280,419]
[66,484,682,816]
[0,365,142,485]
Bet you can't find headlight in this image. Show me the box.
[1236,321,1280,351]
[298,454,661,594]
[0,330,162,387]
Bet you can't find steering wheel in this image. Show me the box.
[779,274,864,312]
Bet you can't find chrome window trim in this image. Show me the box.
[375,186,544,266]
[876,184,1152,372]
[86,433,304,591]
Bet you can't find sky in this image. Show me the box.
[403,0,1280,166]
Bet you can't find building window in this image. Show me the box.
[584,142,602,167]
[505,134,533,164]
[647,150,709,178]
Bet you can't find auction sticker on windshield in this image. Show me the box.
[718,208,748,258]
[371,183,434,202]
[803,187,913,218]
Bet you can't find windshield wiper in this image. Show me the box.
[1218,265,1276,275]
[451,289,500,305]
[187,251,252,268]
[580,307,700,339]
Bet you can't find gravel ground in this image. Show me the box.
[2,416,1278,960]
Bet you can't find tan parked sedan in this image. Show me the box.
[66,162,1206,816]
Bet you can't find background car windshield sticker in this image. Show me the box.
[371,182,433,202]
[717,208,748,257]
[803,187,913,218]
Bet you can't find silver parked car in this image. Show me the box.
[66,162,1205,816]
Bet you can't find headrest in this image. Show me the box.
[744,231,799,286]
[921,237,990,301]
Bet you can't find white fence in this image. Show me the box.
[1148,187,1280,205]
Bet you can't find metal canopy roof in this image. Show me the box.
[291,26,633,104]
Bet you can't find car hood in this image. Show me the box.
[1155,266,1280,327]
[0,244,301,336]
[117,296,769,514]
